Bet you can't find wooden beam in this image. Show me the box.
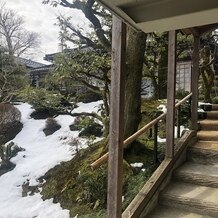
[107,15,126,218]
[189,27,200,37]
[166,30,177,159]
[191,34,200,130]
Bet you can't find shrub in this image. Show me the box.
[176,89,189,99]
[77,90,102,103]
[69,116,85,131]
[0,104,23,145]
[212,96,218,104]
[76,168,108,208]
[0,103,21,126]
[43,118,61,136]
[0,141,25,175]
[79,123,103,138]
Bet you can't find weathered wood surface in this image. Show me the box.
[166,30,176,158]
[107,16,126,218]
[174,162,218,188]
[191,34,200,130]
[160,182,218,217]
[188,141,218,165]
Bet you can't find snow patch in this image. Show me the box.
[0,101,102,218]
[130,163,143,168]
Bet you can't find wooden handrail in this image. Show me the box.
[90,93,192,170]
[175,92,192,108]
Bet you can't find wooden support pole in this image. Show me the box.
[191,34,200,130]
[154,123,158,163]
[166,30,177,159]
[107,16,126,218]
[177,105,181,138]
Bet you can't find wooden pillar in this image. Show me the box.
[166,30,177,159]
[191,34,200,130]
[107,16,126,218]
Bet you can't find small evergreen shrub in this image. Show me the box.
[69,116,84,131]
[0,103,21,125]
[43,118,61,136]
[77,90,102,103]
[212,96,218,104]
[176,89,189,99]
[70,116,103,137]
[79,123,103,138]
[0,141,25,175]
[0,104,23,145]
[30,109,57,120]
[76,168,107,208]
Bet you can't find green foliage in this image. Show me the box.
[0,141,25,168]
[0,51,27,102]
[77,117,95,130]
[122,170,153,209]
[18,86,64,112]
[0,103,21,125]
[176,89,190,99]
[43,117,61,136]
[212,96,218,104]
[0,104,23,145]
[76,168,107,208]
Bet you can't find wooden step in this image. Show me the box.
[146,205,213,218]
[206,111,218,119]
[160,182,218,217]
[212,104,218,110]
[188,141,218,164]
[199,120,218,130]
[173,162,218,188]
[197,130,218,141]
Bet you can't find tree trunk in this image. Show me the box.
[158,46,168,99]
[124,27,147,143]
[201,66,214,103]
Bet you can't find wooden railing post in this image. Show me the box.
[107,16,126,218]
[177,105,181,138]
[191,34,200,130]
[166,30,177,159]
[154,123,158,163]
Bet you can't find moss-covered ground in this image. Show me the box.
[39,99,168,217]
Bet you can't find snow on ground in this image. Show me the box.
[157,104,167,113]
[157,125,189,143]
[0,101,102,218]
[130,163,144,168]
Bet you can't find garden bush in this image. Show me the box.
[43,118,61,136]
[0,141,25,176]
[0,104,23,145]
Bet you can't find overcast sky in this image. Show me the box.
[4,0,87,64]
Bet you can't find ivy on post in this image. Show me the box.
[107,16,126,218]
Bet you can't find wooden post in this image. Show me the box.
[166,30,177,159]
[107,16,126,218]
[177,105,181,138]
[191,34,200,130]
[154,123,158,163]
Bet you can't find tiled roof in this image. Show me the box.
[15,57,46,69]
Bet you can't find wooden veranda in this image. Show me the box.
[92,1,218,217]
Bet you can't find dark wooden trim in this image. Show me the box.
[107,15,126,218]
[177,105,181,138]
[191,35,200,130]
[154,123,158,163]
[166,30,177,158]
